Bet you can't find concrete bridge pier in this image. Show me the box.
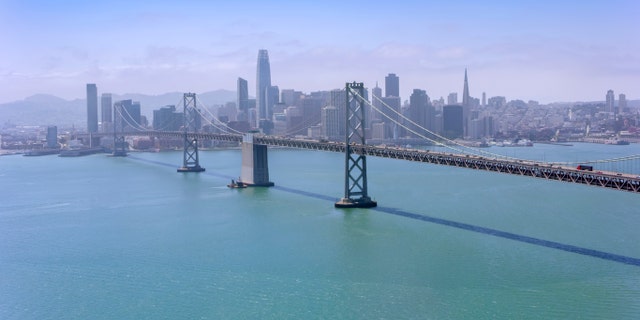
[239,133,274,187]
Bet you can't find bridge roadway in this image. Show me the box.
[87,131,640,193]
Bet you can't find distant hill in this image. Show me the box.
[0,90,237,127]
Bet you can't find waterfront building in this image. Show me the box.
[86,84,98,133]
[46,126,57,148]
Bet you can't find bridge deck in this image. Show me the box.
[81,131,640,193]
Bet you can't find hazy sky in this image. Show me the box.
[1,0,638,104]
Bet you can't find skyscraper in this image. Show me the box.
[86,84,98,133]
[619,93,627,112]
[384,73,399,97]
[606,90,615,113]
[462,69,471,137]
[237,77,249,121]
[443,105,464,139]
[256,49,272,127]
[371,82,383,123]
[462,69,470,107]
[408,89,432,138]
[100,93,112,131]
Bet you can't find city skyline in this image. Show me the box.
[1,0,639,104]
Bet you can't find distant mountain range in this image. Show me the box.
[0,90,236,127]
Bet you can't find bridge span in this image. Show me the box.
[82,130,640,194]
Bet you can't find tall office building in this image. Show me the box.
[619,93,627,112]
[447,93,458,105]
[153,105,182,131]
[462,69,470,107]
[256,49,272,127]
[321,106,339,139]
[100,93,112,133]
[462,69,471,137]
[237,77,249,121]
[443,105,464,139]
[385,73,399,98]
[46,126,58,148]
[408,89,432,138]
[114,99,142,132]
[606,90,615,113]
[86,84,98,133]
[380,96,401,139]
[370,82,383,124]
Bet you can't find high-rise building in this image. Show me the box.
[619,93,627,112]
[462,69,470,107]
[606,90,615,113]
[153,105,182,131]
[447,93,458,105]
[86,84,98,133]
[101,93,112,123]
[408,89,431,138]
[385,73,399,98]
[482,92,486,107]
[237,77,249,121]
[371,82,383,123]
[46,126,57,148]
[100,93,112,133]
[321,106,339,139]
[256,49,272,127]
[443,105,463,139]
[114,99,142,132]
[380,96,401,139]
[461,69,471,137]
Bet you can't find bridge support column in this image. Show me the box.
[177,93,205,173]
[335,82,377,208]
[239,133,274,187]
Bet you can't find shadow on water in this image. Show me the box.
[128,155,640,268]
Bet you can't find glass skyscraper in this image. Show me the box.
[237,77,249,122]
[86,84,98,133]
[256,49,272,127]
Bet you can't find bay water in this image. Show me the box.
[1,143,639,319]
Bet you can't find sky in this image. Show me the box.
[1,0,639,104]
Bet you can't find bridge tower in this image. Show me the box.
[335,82,377,208]
[177,93,205,173]
[112,102,127,157]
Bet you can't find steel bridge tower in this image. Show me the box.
[112,102,127,157]
[335,82,377,208]
[177,93,205,172]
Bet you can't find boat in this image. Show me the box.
[605,139,630,145]
[227,179,247,189]
[23,149,60,156]
[58,147,104,157]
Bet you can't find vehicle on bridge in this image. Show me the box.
[576,165,593,171]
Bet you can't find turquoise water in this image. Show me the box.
[1,143,639,319]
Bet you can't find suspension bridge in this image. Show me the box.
[80,82,640,206]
